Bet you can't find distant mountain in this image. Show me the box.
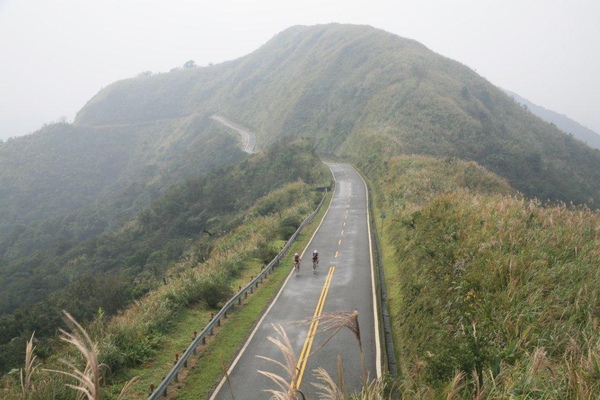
[504,89,600,150]
[76,23,600,207]
[4,23,600,239]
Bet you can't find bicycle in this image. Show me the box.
[293,260,300,276]
[312,259,318,274]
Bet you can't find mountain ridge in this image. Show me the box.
[504,88,600,149]
[4,23,600,239]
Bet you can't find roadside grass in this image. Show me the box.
[364,154,600,397]
[0,183,326,400]
[125,190,332,399]
[108,306,213,398]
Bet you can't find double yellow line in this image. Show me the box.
[292,265,335,390]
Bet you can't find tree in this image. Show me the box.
[184,60,196,68]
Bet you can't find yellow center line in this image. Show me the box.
[338,239,342,245]
[341,230,344,235]
[334,251,339,258]
[293,266,335,389]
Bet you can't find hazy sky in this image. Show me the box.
[1,0,598,141]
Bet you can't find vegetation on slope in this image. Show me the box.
[0,140,328,379]
[73,23,600,208]
[0,115,244,235]
[352,144,600,397]
[0,179,325,399]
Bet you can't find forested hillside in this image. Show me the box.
[0,116,244,236]
[0,140,328,377]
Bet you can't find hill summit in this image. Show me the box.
[75,23,600,207]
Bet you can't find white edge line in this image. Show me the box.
[355,165,383,379]
[209,163,338,399]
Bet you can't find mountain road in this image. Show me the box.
[210,162,381,399]
[211,115,257,154]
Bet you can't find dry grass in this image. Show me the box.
[20,333,37,400]
[44,311,138,400]
[257,324,303,400]
[44,312,103,399]
[311,357,344,400]
[302,310,367,386]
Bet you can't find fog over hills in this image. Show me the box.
[3,22,600,245]
[73,24,600,206]
[504,89,600,150]
[4,23,600,392]
[3,23,600,235]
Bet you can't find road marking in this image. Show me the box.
[334,251,339,258]
[338,239,342,245]
[341,230,344,235]
[294,266,335,389]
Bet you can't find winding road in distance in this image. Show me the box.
[210,162,381,399]
[211,115,257,154]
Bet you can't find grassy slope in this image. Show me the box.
[362,153,600,397]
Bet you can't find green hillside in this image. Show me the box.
[74,24,600,207]
[2,23,600,398]
[0,140,328,378]
[0,115,244,236]
[352,148,600,397]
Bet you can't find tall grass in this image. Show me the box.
[352,153,600,397]
[20,333,37,400]
[259,316,396,400]
[44,312,137,400]
[258,324,301,399]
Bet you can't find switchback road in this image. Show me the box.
[210,163,380,399]
[211,115,257,154]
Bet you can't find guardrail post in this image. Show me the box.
[161,376,167,397]
[238,286,242,304]
[193,331,198,354]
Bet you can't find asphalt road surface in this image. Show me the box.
[210,163,380,399]
[211,115,257,154]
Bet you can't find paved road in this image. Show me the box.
[211,163,380,399]
[211,115,257,154]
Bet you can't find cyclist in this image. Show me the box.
[311,250,319,274]
[293,253,301,276]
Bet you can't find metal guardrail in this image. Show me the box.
[148,190,329,399]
